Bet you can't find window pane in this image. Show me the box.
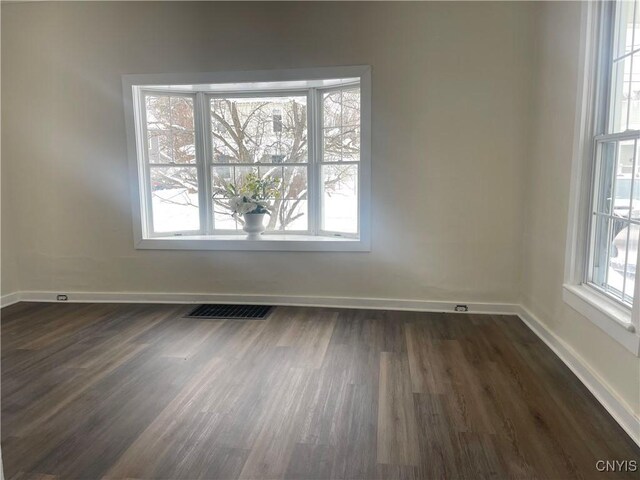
[610,0,640,133]
[146,95,196,164]
[625,224,639,298]
[323,91,342,128]
[613,0,636,59]
[591,214,608,288]
[322,87,360,162]
[596,142,617,215]
[322,164,358,233]
[634,0,640,51]
[323,126,360,163]
[628,53,640,130]
[211,166,237,230]
[282,166,308,200]
[146,95,170,129]
[259,166,308,231]
[590,215,617,292]
[148,131,171,164]
[210,96,307,164]
[212,165,260,231]
[146,95,194,132]
[322,88,360,127]
[211,165,307,232]
[272,200,308,231]
[258,165,283,187]
[609,54,632,133]
[596,140,640,218]
[342,88,361,126]
[170,96,195,131]
[173,132,196,164]
[342,125,361,162]
[590,138,639,305]
[599,218,638,304]
[147,131,195,165]
[150,167,199,233]
[323,127,342,162]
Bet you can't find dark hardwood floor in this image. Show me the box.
[1,302,638,479]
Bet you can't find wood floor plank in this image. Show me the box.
[405,322,447,394]
[283,443,334,480]
[103,354,227,478]
[238,367,311,479]
[277,308,337,368]
[1,303,637,479]
[377,351,421,467]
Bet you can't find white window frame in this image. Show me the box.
[316,84,362,238]
[565,1,640,355]
[139,90,204,238]
[122,66,371,252]
[205,89,313,236]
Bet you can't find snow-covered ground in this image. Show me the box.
[152,189,199,233]
[152,184,358,234]
[322,186,357,233]
[605,267,635,302]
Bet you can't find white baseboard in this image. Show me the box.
[517,304,640,447]
[9,290,518,315]
[1,290,637,446]
[0,292,20,308]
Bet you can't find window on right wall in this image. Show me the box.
[564,0,640,354]
[588,1,640,308]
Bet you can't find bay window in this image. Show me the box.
[122,66,371,251]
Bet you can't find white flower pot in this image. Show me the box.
[243,213,266,239]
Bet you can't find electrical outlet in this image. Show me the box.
[454,304,469,312]
[57,294,68,301]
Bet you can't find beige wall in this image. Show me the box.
[0,1,533,301]
[0,162,17,297]
[523,1,640,416]
[0,3,16,298]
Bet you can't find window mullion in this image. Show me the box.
[139,91,155,237]
[595,130,640,142]
[309,88,321,236]
[203,93,214,234]
[632,234,640,329]
[194,92,212,234]
[622,140,638,299]
[602,1,617,134]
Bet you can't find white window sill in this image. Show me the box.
[563,283,640,356]
[135,234,370,252]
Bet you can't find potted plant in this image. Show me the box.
[213,172,280,239]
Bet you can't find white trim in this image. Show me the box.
[563,283,640,355]
[9,291,515,315]
[565,0,601,286]
[135,234,369,252]
[517,304,640,448]
[205,90,313,236]
[1,291,638,447]
[122,66,370,91]
[122,66,372,250]
[0,292,20,308]
[564,282,637,328]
